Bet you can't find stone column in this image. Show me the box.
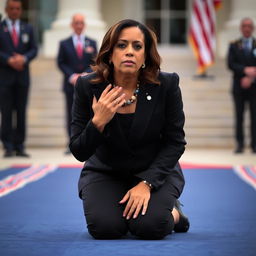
[0,1,5,20]
[218,0,256,58]
[42,0,106,58]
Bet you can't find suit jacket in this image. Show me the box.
[0,19,37,87]
[57,36,97,93]
[227,37,256,93]
[70,72,186,197]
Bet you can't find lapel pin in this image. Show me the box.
[146,95,152,101]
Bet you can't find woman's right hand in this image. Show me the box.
[92,84,126,132]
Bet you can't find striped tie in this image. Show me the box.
[76,36,83,58]
[11,22,19,47]
[243,39,251,54]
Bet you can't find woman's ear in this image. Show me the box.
[109,54,112,64]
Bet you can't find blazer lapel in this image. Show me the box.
[252,38,256,52]
[68,37,79,59]
[18,22,26,47]
[129,83,160,147]
[2,20,13,46]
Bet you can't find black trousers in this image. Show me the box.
[0,83,29,151]
[233,89,256,148]
[81,175,178,240]
[64,89,74,138]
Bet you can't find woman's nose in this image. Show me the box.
[125,45,134,56]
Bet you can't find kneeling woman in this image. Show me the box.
[70,19,189,239]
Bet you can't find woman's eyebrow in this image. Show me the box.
[118,39,143,43]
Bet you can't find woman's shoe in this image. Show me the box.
[173,199,190,233]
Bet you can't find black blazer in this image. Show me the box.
[0,20,37,87]
[227,37,256,93]
[70,72,186,196]
[57,36,97,92]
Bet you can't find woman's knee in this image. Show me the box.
[86,216,128,239]
[129,213,174,240]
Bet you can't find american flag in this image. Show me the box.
[188,0,222,74]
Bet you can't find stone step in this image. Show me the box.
[27,137,66,147]
[24,56,242,148]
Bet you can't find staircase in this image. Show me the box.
[26,52,248,149]
[27,58,67,147]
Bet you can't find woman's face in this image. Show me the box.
[110,26,145,76]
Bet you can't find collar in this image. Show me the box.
[5,18,20,33]
[72,34,85,46]
[6,18,20,26]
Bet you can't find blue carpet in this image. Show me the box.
[0,166,255,256]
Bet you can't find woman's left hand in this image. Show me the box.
[119,181,151,219]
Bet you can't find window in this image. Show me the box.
[144,0,187,44]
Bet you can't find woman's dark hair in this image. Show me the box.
[91,19,161,85]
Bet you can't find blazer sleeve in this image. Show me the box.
[0,50,11,66]
[69,76,106,162]
[57,41,74,77]
[23,24,38,63]
[135,73,186,189]
[84,39,98,73]
[227,43,245,77]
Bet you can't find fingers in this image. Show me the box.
[141,201,149,216]
[100,84,112,98]
[132,201,144,219]
[101,84,124,103]
[121,196,149,220]
[92,95,97,106]
[123,199,147,220]
[119,192,129,204]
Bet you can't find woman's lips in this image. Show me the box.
[122,60,135,66]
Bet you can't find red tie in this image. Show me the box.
[76,37,83,58]
[11,22,19,47]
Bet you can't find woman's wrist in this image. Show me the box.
[92,117,105,133]
[142,180,153,190]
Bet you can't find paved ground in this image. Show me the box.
[0,147,255,170]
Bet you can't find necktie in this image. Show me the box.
[243,39,250,54]
[11,22,19,47]
[76,37,83,58]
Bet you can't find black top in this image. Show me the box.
[117,113,135,139]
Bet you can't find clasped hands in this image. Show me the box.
[241,66,256,89]
[8,53,26,71]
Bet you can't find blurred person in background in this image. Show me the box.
[227,17,256,154]
[0,0,37,157]
[57,13,97,154]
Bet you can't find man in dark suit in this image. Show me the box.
[227,17,256,153]
[57,13,97,154]
[0,0,37,157]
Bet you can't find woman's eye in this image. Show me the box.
[117,43,126,49]
[134,44,142,50]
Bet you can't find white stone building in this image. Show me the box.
[0,0,255,58]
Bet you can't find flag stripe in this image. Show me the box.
[188,28,205,67]
[189,0,220,74]
[234,166,256,190]
[0,165,58,197]
[194,3,214,60]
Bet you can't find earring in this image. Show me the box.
[141,63,146,69]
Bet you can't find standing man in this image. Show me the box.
[227,17,256,154]
[57,14,97,154]
[0,0,38,157]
